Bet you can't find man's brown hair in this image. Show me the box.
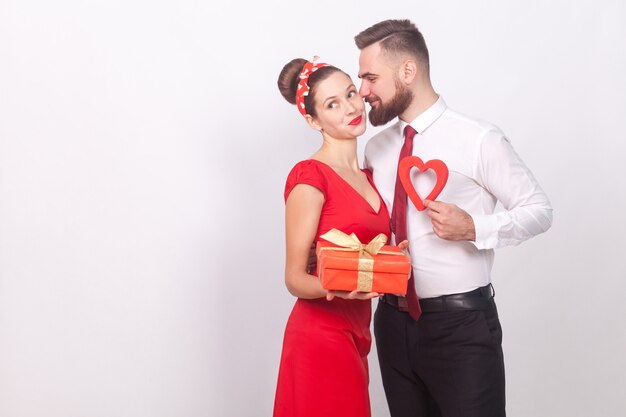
[355,19,430,73]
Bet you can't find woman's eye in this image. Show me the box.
[328,102,337,109]
[348,91,356,98]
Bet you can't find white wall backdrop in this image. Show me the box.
[1,1,625,416]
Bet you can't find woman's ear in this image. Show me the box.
[305,115,322,132]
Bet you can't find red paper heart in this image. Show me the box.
[398,156,449,211]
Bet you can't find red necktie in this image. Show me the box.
[390,125,422,321]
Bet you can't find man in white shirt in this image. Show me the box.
[355,19,553,417]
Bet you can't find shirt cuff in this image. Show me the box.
[470,212,509,250]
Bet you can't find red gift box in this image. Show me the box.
[316,229,411,295]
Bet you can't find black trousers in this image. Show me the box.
[374,296,506,417]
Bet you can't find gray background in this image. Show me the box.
[1,0,625,416]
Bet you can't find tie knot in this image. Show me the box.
[404,125,417,142]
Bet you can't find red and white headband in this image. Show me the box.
[295,56,330,116]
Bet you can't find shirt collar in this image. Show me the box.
[398,96,447,135]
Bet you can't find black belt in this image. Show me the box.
[381,284,495,313]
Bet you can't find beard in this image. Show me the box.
[367,80,413,126]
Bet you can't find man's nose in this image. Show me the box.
[358,82,368,97]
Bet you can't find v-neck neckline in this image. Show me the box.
[309,159,383,215]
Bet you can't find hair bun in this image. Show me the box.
[277,58,307,105]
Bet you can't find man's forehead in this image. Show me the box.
[358,43,387,77]
[358,59,388,78]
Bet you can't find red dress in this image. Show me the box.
[273,159,391,417]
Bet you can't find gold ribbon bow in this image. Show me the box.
[318,228,390,292]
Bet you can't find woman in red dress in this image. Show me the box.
[273,57,406,417]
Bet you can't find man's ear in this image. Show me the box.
[305,114,322,131]
[399,59,418,84]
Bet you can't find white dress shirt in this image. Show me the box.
[364,97,553,298]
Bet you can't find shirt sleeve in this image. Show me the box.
[284,160,327,202]
[471,129,553,249]
[363,144,372,171]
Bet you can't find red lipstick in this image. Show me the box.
[349,115,362,126]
